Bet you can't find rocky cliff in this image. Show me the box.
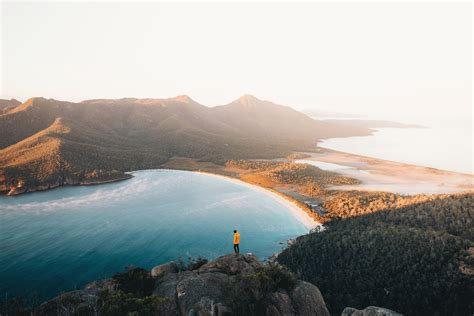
[342,306,402,316]
[35,254,331,316]
[2,169,132,196]
[4,253,403,316]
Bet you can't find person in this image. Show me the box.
[233,229,240,254]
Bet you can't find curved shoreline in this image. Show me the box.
[1,167,322,230]
[192,170,320,230]
[129,168,320,230]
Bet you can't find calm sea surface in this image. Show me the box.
[319,118,472,174]
[0,170,313,301]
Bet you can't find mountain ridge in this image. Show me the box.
[0,95,371,195]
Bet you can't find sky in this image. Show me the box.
[0,2,472,124]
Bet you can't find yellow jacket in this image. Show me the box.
[233,232,240,244]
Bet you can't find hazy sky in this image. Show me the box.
[1,2,472,123]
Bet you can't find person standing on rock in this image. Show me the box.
[233,230,240,254]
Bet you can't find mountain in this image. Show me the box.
[0,95,371,195]
[0,98,21,113]
[213,95,365,141]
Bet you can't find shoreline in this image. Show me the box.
[192,170,320,230]
[0,167,320,231]
[3,148,472,210]
[127,168,320,230]
[79,174,134,186]
[1,173,134,196]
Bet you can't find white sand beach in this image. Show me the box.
[194,171,320,230]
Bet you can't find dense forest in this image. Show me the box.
[278,193,474,315]
[321,191,459,220]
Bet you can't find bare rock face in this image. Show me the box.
[198,252,262,275]
[173,270,230,315]
[267,290,297,316]
[290,281,330,316]
[7,185,27,196]
[151,261,179,277]
[152,273,181,316]
[2,170,132,196]
[342,306,403,316]
[153,254,261,315]
[213,302,233,316]
[154,254,330,316]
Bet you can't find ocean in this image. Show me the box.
[0,170,313,302]
[318,116,472,174]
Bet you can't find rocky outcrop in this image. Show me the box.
[291,281,330,316]
[151,254,330,316]
[6,185,27,196]
[2,171,133,196]
[36,254,330,316]
[342,306,403,316]
[151,261,179,277]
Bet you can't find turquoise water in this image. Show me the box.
[0,170,312,302]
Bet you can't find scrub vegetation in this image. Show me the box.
[226,160,358,191]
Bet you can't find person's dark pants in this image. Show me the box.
[233,244,240,254]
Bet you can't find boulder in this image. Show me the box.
[7,186,27,196]
[290,281,330,316]
[153,273,180,316]
[267,290,296,316]
[266,304,282,316]
[173,271,229,315]
[341,306,403,316]
[213,303,233,316]
[151,261,179,277]
[198,253,261,275]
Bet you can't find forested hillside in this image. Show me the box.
[278,193,474,315]
[0,98,21,113]
[321,191,455,220]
